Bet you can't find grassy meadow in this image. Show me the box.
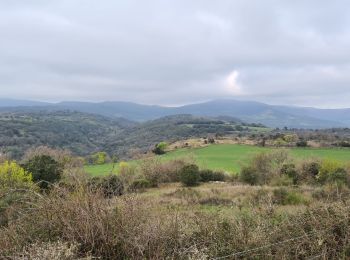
[85,144,350,176]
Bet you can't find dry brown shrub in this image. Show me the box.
[139,157,195,186]
[19,241,82,260]
[23,146,83,168]
[1,172,350,259]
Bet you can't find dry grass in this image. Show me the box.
[1,175,350,259]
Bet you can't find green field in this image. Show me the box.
[85,144,350,176]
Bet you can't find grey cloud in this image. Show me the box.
[0,0,349,107]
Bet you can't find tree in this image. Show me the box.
[180,164,200,187]
[23,155,63,189]
[153,142,168,155]
[0,161,35,226]
[0,161,33,189]
[89,152,109,165]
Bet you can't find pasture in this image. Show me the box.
[85,144,350,176]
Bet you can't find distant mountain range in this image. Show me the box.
[1,98,349,128]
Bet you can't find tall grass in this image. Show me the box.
[1,177,350,259]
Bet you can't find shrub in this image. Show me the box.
[88,152,110,165]
[338,141,350,147]
[239,166,259,185]
[0,161,33,189]
[314,184,350,201]
[280,163,298,184]
[251,153,272,179]
[318,159,348,185]
[23,146,81,168]
[139,158,195,186]
[301,161,320,178]
[273,188,306,205]
[270,174,294,186]
[23,155,63,189]
[20,241,80,260]
[252,151,288,184]
[169,188,202,204]
[239,150,290,185]
[180,164,200,187]
[0,161,36,226]
[89,175,124,198]
[159,159,189,182]
[152,142,168,155]
[328,168,348,186]
[208,137,215,144]
[129,179,151,192]
[118,162,142,191]
[139,158,162,187]
[1,180,350,258]
[296,140,308,147]
[199,169,226,182]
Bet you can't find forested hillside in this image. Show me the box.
[0,111,135,158]
[1,99,349,128]
[0,111,262,159]
[103,114,254,156]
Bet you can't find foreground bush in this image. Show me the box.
[239,150,290,185]
[239,166,259,185]
[139,158,193,185]
[20,241,80,260]
[23,155,63,189]
[273,188,308,205]
[318,159,349,186]
[89,175,124,198]
[239,151,350,188]
[1,182,350,259]
[199,169,226,182]
[280,163,298,184]
[180,164,200,187]
[23,146,83,169]
[0,161,33,189]
[0,161,37,226]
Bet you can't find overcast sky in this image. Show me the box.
[0,0,350,107]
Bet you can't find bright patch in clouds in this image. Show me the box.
[0,0,350,107]
[225,70,243,95]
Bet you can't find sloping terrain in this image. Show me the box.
[0,111,136,158]
[1,99,348,128]
[102,114,255,156]
[0,112,257,159]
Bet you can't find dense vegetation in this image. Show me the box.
[1,109,350,258]
[0,111,264,160]
[0,111,133,158]
[2,99,350,128]
[1,146,350,259]
[102,114,257,156]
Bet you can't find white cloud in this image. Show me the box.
[196,11,231,31]
[0,0,350,107]
[224,70,243,95]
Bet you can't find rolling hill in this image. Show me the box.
[0,110,136,158]
[1,99,349,128]
[102,114,254,156]
[0,111,255,159]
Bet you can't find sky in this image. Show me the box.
[0,0,350,108]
